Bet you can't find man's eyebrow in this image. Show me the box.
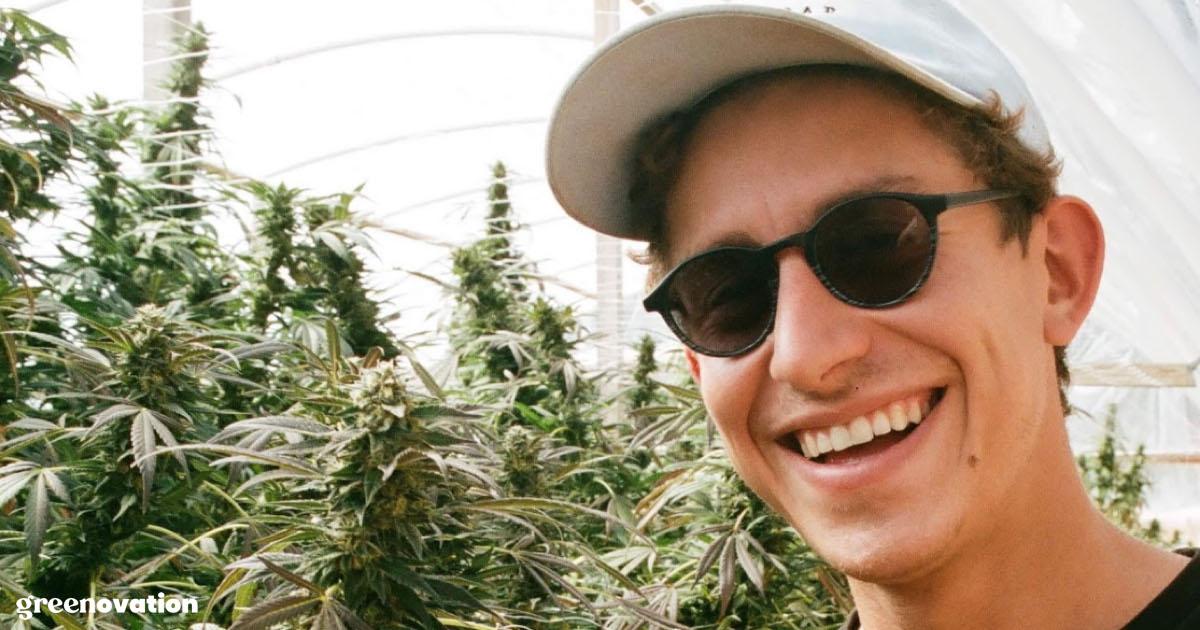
[675,173,927,262]
[811,174,926,212]
[696,231,760,251]
[671,231,759,266]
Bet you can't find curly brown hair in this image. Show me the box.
[627,64,1070,410]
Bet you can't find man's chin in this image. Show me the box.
[801,520,961,586]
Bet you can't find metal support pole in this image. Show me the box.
[594,0,625,386]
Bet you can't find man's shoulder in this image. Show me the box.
[1121,547,1200,630]
[837,548,1200,630]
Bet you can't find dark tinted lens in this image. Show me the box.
[665,249,775,354]
[813,197,932,304]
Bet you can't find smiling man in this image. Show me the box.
[546,2,1200,629]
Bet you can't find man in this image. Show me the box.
[546,2,1200,629]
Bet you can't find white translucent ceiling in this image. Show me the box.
[19,0,1200,539]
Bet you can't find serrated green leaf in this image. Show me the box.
[23,473,49,563]
[131,408,157,507]
[718,535,737,618]
[259,556,322,595]
[328,600,372,630]
[0,467,37,507]
[40,468,68,502]
[228,594,318,630]
[734,533,764,593]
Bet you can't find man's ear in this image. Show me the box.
[684,347,702,384]
[1042,195,1105,346]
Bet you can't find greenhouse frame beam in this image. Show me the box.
[1071,363,1196,387]
[628,0,662,16]
[594,0,624,379]
[214,29,591,81]
[376,176,544,218]
[263,117,546,178]
[1136,453,1200,464]
[143,0,191,102]
[24,0,72,12]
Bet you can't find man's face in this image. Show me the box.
[664,75,1065,583]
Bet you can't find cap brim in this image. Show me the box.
[546,5,979,241]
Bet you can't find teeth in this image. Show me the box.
[792,392,939,461]
[907,399,922,423]
[871,412,891,436]
[803,432,820,457]
[888,403,908,431]
[849,417,874,445]
[830,425,852,451]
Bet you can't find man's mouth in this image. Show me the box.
[781,388,946,464]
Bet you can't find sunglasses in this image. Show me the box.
[643,189,1021,357]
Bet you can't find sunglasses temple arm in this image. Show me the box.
[943,189,1021,208]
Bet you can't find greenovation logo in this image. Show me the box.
[14,593,199,621]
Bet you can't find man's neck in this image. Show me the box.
[847,432,1188,630]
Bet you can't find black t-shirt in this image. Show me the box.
[1122,548,1200,630]
[839,548,1200,630]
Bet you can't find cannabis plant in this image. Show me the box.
[1077,405,1181,545]
[200,357,490,629]
[0,17,269,629]
[0,12,1179,630]
[244,181,399,358]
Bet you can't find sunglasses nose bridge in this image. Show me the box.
[768,253,873,391]
[775,247,834,305]
[764,231,809,260]
[764,231,819,285]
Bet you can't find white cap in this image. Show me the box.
[546,1,1050,241]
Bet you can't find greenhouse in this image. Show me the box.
[1,1,1198,628]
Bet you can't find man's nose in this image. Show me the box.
[767,252,872,397]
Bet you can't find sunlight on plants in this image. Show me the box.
[0,12,1175,630]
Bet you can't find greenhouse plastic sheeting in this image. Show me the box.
[22,0,1200,540]
[932,0,1200,541]
[623,0,1200,542]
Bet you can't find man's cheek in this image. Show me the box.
[702,401,783,506]
[697,356,763,416]
[695,355,783,487]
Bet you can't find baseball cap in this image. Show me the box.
[545,1,1050,241]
